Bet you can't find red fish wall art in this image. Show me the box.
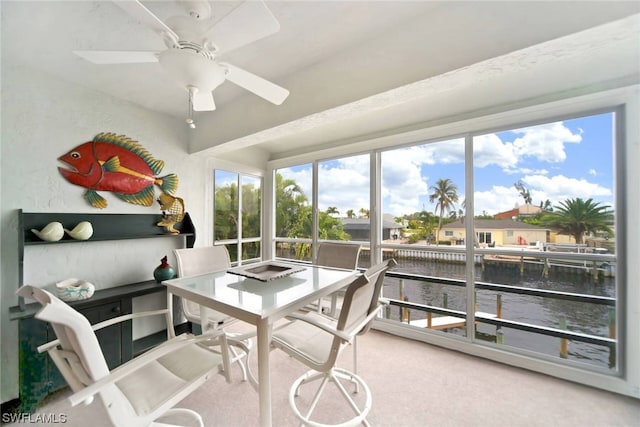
[58,132,178,209]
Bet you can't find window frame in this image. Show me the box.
[207,159,264,265]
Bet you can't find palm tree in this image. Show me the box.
[428,178,459,244]
[542,197,613,244]
[514,180,532,205]
[274,173,308,238]
[346,209,355,219]
[326,206,339,216]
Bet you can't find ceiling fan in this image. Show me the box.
[73,0,290,128]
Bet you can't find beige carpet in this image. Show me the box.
[5,329,639,426]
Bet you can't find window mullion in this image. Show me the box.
[465,133,476,340]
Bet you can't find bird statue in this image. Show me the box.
[31,222,64,242]
[64,221,93,240]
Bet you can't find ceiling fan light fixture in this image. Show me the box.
[158,48,226,91]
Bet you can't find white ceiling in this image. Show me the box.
[2,1,639,160]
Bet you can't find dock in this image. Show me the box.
[410,311,498,330]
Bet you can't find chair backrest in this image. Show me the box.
[359,258,397,335]
[17,285,110,390]
[17,286,143,425]
[316,242,361,270]
[174,246,232,323]
[174,246,231,277]
[337,258,396,335]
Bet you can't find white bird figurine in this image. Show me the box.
[64,221,93,240]
[31,222,64,242]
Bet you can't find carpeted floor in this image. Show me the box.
[4,329,639,426]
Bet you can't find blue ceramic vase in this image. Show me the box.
[154,255,176,282]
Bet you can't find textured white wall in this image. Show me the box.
[0,65,208,402]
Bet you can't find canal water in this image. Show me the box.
[383,258,616,370]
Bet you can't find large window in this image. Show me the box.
[214,169,261,263]
[317,154,370,242]
[381,138,468,337]
[472,113,617,371]
[270,109,621,375]
[274,163,312,261]
[274,155,370,267]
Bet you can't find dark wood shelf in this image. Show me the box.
[21,211,195,245]
[17,210,196,310]
[24,233,194,245]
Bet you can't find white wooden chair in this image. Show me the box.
[174,246,252,382]
[270,259,396,427]
[314,242,361,315]
[16,285,226,427]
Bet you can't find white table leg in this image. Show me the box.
[166,290,175,339]
[257,319,272,427]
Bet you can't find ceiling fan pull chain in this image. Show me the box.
[186,86,196,129]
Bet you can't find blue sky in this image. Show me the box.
[272,112,615,218]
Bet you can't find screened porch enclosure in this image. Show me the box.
[209,90,636,397]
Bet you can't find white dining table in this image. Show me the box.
[162,261,358,427]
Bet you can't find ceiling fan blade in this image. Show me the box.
[113,0,179,44]
[206,0,280,54]
[192,90,216,111]
[223,63,289,105]
[73,50,159,64]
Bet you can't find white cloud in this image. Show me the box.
[473,133,519,168]
[474,185,520,215]
[278,166,312,202]
[473,174,613,215]
[474,122,582,171]
[318,157,370,213]
[381,144,447,216]
[511,121,582,162]
[522,174,612,204]
[382,162,427,215]
[275,122,602,218]
[502,167,549,176]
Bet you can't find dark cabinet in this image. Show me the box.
[11,281,166,413]
[16,298,131,412]
[83,300,128,370]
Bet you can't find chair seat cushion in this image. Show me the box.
[116,337,221,416]
[272,313,337,367]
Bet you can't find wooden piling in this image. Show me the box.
[399,279,405,321]
[403,297,410,323]
[609,307,616,368]
[560,317,568,358]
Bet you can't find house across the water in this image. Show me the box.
[341,218,403,241]
[441,219,549,247]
